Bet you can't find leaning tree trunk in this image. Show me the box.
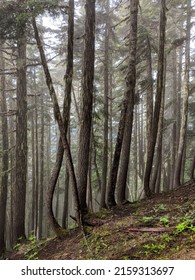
[173,0,191,188]
[32,16,81,231]
[143,0,166,197]
[46,0,75,233]
[107,0,139,208]
[0,43,9,255]
[77,0,95,214]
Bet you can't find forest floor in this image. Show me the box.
[7,180,195,260]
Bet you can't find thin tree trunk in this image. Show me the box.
[173,0,191,188]
[190,148,195,180]
[100,0,110,209]
[34,0,75,234]
[143,0,166,197]
[35,90,39,237]
[32,17,81,230]
[170,48,177,187]
[38,92,45,239]
[62,165,69,229]
[133,106,138,201]
[145,35,153,151]
[0,43,9,255]
[151,57,166,192]
[31,111,35,232]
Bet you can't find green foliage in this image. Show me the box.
[80,228,110,259]
[174,220,195,234]
[143,243,166,254]
[153,204,167,213]
[24,235,39,260]
[139,216,154,226]
[160,233,173,243]
[159,215,170,226]
[13,237,23,251]
[0,0,63,40]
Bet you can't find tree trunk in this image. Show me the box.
[170,49,177,187]
[173,0,191,188]
[32,16,81,229]
[190,148,195,180]
[145,35,153,151]
[35,90,39,237]
[30,111,35,232]
[100,0,110,209]
[13,16,27,243]
[62,164,69,229]
[38,92,45,239]
[0,43,9,255]
[34,0,75,234]
[133,106,138,200]
[143,0,166,197]
[107,0,138,207]
[151,57,166,193]
[77,0,95,214]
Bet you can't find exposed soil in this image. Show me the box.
[6,180,195,260]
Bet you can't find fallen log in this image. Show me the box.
[127,227,175,232]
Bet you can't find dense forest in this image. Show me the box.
[0,0,194,258]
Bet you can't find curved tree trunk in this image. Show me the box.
[32,8,81,232]
[107,0,139,207]
[45,0,74,234]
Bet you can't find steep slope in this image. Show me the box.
[7,180,195,260]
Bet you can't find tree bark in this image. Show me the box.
[190,148,195,180]
[107,0,138,207]
[151,57,166,193]
[143,0,166,197]
[77,0,95,214]
[173,0,191,188]
[13,13,27,243]
[100,0,110,209]
[38,92,45,239]
[32,16,81,230]
[0,43,9,255]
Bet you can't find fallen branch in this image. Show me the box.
[127,227,175,233]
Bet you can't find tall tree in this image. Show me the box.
[100,0,110,209]
[173,0,191,188]
[77,0,95,214]
[13,0,28,243]
[0,42,9,254]
[143,0,166,197]
[32,13,81,229]
[46,0,75,233]
[107,0,139,207]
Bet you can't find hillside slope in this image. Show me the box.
[8,180,195,260]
